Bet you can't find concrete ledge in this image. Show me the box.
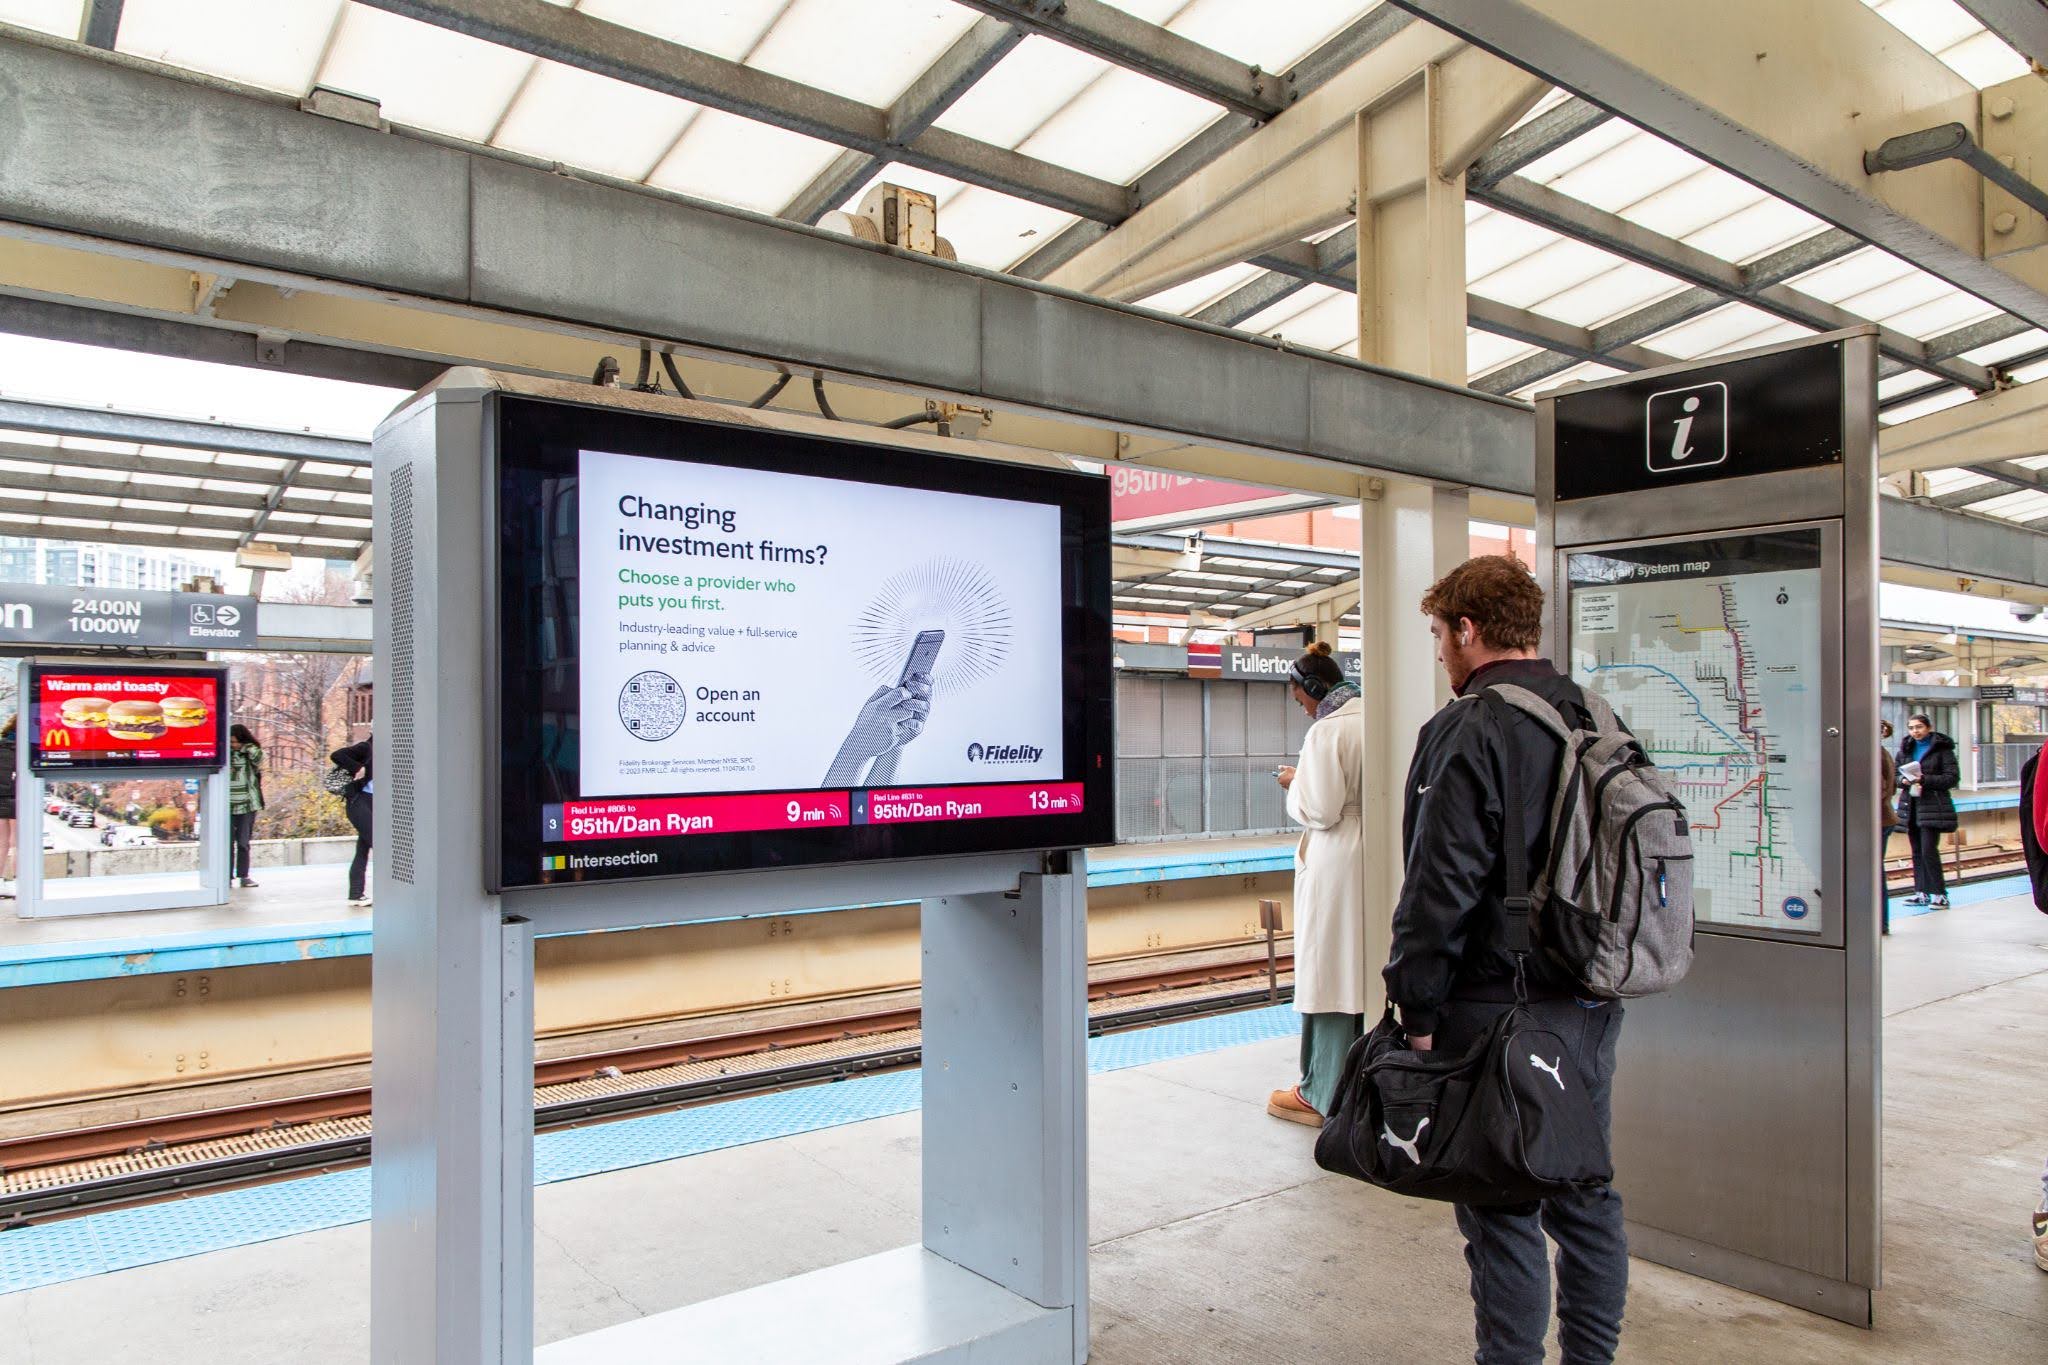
[41,835,356,879]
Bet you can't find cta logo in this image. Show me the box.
[967,741,1043,764]
[1645,380,1728,474]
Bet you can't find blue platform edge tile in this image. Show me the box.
[0,1005,1302,1296]
[0,846,1297,989]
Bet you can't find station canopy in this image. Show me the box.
[0,0,2043,560]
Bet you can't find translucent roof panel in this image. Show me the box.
[577,0,788,59]
[1155,0,1383,71]
[321,7,535,143]
[1010,67,1220,184]
[1133,262,1268,317]
[1864,0,2033,87]
[490,61,699,182]
[0,0,83,38]
[1467,328,1539,377]
[1642,302,1811,361]
[741,1,977,107]
[648,109,845,215]
[118,0,347,95]
[936,36,1119,147]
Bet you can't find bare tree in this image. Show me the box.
[229,573,366,773]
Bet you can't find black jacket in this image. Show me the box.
[1383,658,1583,1036]
[1894,732,1958,832]
[331,738,373,798]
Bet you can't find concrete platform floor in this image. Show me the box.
[3,894,2044,1363]
[0,862,365,951]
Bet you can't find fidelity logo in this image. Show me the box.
[966,741,1043,764]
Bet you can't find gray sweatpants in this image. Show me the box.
[1436,996,1628,1365]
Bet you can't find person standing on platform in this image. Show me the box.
[2018,738,2048,1271]
[1880,720,1899,933]
[1895,714,1958,909]
[1267,641,1365,1126]
[0,716,17,898]
[1383,555,1629,1364]
[331,734,373,907]
[228,723,264,890]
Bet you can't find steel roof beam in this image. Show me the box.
[951,0,1285,121]
[0,33,1529,495]
[77,0,121,49]
[0,396,370,464]
[1011,7,1416,280]
[0,438,368,494]
[355,0,1130,222]
[1115,531,1361,571]
[1387,0,2048,329]
[1465,297,1677,372]
[1881,378,2048,474]
[0,466,369,521]
[1467,95,1613,188]
[1953,1,2048,68]
[781,17,1026,224]
[1472,176,2001,391]
[1194,224,1360,327]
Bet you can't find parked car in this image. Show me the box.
[45,798,63,815]
[67,809,96,828]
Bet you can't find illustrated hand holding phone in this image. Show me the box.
[825,630,943,785]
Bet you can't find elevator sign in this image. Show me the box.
[0,585,259,648]
[1552,341,1843,501]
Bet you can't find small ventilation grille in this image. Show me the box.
[388,461,417,885]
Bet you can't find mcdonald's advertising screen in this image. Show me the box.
[27,665,228,772]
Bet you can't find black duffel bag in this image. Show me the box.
[1312,986,1611,1206]
[1314,706,1611,1206]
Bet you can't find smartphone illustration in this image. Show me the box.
[898,629,945,687]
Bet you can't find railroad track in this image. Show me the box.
[0,954,1294,1229]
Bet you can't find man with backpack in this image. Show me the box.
[1383,555,1633,1365]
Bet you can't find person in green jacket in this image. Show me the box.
[229,724,263,889]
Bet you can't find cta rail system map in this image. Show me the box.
[1566,530,1827,934]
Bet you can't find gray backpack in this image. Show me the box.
[1483,684,1695,999]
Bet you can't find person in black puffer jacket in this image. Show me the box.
[1895,715,1959,908]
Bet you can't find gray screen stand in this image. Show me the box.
[368,373,1091,1364]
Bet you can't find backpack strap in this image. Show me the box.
[1479,691,1534,977]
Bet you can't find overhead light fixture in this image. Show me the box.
[236,544,294,570]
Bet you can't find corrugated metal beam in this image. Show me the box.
[0,437,367,493]
[781,17,1026,224]
[1467,95,1612,187]
[353,0,1131,222]
[951,0,1285,121]
[1472,175,2002,391]
[1953,1,2048,68]
[1011,6,1415,280]
[0,396,371,464]
[1880,498,2048,588]
[0,33,1531,495]
[77,0,121,49]
[1387,0,2048,330]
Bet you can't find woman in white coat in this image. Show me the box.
[1268,642,1367,1126]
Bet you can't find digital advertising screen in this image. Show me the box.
[492,395,1115,890]
[1566,529,1827,935]
[27,664,228,772]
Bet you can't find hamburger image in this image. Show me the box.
[161,696,208,728]
[106,700,167,741]
[59,696,112,728]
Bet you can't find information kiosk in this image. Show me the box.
[1536,329,1882,1322]
[12,657,232,918]
[368,371,1113,1364]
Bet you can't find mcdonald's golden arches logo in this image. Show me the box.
[42,727,71,747]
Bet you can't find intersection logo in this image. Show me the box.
[1645,380,1728,474]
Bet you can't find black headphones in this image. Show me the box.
[1288,660,1331,701]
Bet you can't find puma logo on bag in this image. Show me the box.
[1529,1054,1565,1091]
[1382,1116,1430,1164]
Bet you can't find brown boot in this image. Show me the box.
[1266,1085,1323,1127]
